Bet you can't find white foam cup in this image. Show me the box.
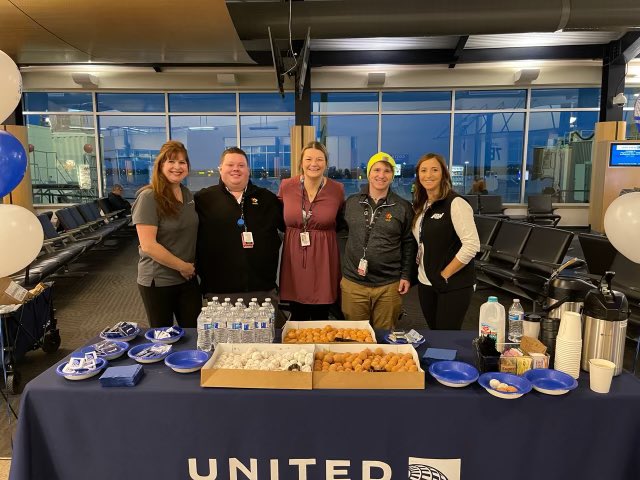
[589,358,616,394]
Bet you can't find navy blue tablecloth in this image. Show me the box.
[9,330,640,480]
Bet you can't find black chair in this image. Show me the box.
[476,221,532,278]
[526,195,561,227]
[478,195,508,218]
[482,225,574,297]
[609,253,640,309]
[578,233,618,277]
[473,215,501,259]
[462,195,479,214]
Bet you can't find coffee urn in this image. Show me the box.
[581,272,629,376]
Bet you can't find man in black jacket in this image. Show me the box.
[195,147,284,301]
[108,184,132,215]
[341,152,416,329]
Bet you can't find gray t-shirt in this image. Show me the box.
[132,185,198,287]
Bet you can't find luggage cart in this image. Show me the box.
[1,283,60,395]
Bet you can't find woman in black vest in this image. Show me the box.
[412,153,480,330]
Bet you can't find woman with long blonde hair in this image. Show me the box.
[132,141,201,327]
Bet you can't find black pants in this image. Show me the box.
[418,282,474,330]
[138,279,202,328]
[288,301,331,321]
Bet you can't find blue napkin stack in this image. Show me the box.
[422,348,457,365]
[99,365,144,387]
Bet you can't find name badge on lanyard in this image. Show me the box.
[357,258,368,276]
[242,231,254,248]
[300,231,311,247]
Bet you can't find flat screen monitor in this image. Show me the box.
[610,143,640,167]
[268,27,285,98]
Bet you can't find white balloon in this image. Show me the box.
[604,192,640,264]
[0,205,43,277]
[0,50,22,125]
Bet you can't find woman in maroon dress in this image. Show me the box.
[278,142,345,320]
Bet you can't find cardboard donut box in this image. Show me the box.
[201,336,425,390]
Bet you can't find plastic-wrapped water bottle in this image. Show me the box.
[508,298,525,343]
[241,308,255,343]
[197,307,212,352]
[212,307,227,347]
[227,307,243,344]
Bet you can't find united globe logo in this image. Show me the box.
[408,457,461,480]
[408,463,448,480]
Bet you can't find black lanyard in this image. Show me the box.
[418,201,432,243]
[301,178,324,232]
[361,197,387,257]
[231,186,248,232]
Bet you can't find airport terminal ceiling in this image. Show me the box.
[0,0,639,68]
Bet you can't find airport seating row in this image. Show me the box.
[11,199,131,288]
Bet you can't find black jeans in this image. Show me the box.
[137,278,202,328]
[418,282,474,330]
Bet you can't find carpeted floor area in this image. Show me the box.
[1,227,638,460]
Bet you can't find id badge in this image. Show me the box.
[416,243,424,265]
[241,231,254,249]
[357,258,368,276]
[300,231,311,247]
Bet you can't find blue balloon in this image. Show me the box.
[0,130,27,198]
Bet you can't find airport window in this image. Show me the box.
[240,115,294,191]
[98,116,167,200]
[526,111,598,203]
[239,93,294,112]
[455,89,527,110]
[452,112,525,203]
[25,114,98,204]
[382,91,451,111]
[168,93,236,113]
[381,113,451,200]
[23,92,94,113]
[96,93,165,113]
[530,88,601,109]
[311,92,379,113]
[312,114,378,197]
[169,116,238,191]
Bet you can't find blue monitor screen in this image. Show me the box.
[610,143,640,167]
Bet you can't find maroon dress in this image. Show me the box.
[278,176,344,304]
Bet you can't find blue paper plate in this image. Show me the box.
[56,357,107,381]
[144,327,185,344]
[383,333,425,347]
[128,343,172,364]
[80,341,129,361]
[478,372,532,399]
[100,327,140,342]
[429,361,479,388]
[165,350,210,373]
[523,368,578,395]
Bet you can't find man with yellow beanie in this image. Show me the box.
[340,152,416,329]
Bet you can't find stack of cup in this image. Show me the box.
[588,359,616,394]
[554,311,583,379]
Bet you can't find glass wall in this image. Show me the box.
[24,88,605,205]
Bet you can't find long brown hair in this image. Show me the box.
[412,153,452,227]
[139,140,190,218]
[299,141,329,171]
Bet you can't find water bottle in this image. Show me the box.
[262,299,276,341]
[508,299,525,343]
[209,296,221,309]
[254,307,269,343]
[222,297,232,309]
[197,307,212,352]
[212,307,227,347]
[249,297,259,310]
[235,298,245,308]
[227,307,243,344]
[241,308,255,343]
[479,296,505,350]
